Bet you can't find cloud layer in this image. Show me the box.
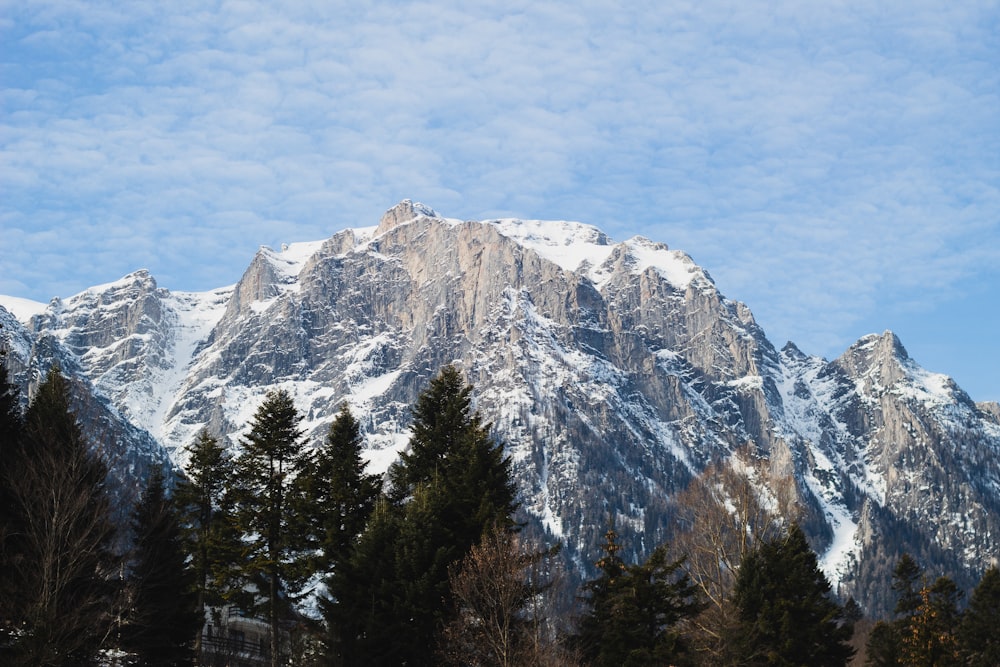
[2,1,998,397]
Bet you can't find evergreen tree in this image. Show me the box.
[0,359,25,651]
[232,389,310,667]
[865,554,925,665]
[900,576,962,667]
[326,365,517,667]
[864,620,901,667]
[174,430,242,628]
[731,523,855,666]
[957,566,1000,666]
[323,499,402,666]
[574,526,700,667]
[120,469,201,666]
[2,368,121,665]
[299,403,380,573]
[892,554,923,619]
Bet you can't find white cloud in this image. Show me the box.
[2,0,998,396]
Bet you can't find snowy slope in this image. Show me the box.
[3,200,998,615]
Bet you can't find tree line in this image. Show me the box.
[1,360,997,666]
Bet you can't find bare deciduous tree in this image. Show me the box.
[439,523,574,667]
[667,454,795,664]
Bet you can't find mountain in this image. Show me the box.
[2,200,998,616]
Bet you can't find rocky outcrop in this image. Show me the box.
[5,201,998,616]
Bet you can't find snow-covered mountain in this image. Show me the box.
[3,200,998,615]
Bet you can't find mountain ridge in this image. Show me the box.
[2,200,997,616]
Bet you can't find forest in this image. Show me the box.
[1,362,998,667]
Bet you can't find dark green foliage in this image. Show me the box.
[0,360,25,640]
[325,366,517,667]
[864,553,964,666]
[892,553,923,619]
[958,566,1000,666]
[864,620,901,667]
[1,368,121,665]
[231,389,310,666]
[174,430,242,619]
[323,500,403,666]
[731,523,854,666]
[120,469,201,666]
[573,526,700,667]
[900,576,962,667]
[298,403,380,573]
[865,553,924,665]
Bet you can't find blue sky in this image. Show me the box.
[2,1,998,401]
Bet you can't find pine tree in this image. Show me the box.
[731,523,855,666]
[174,430,242,629]
[323,498,402,666]
[120,469,201,666]
[892,553,923,619]
[573,526,700,667]
[864,620,901,667]
[2,368,121,665]
[326,365,517,667]
[900,576,962,667]
[957,566,1000,666]
[865,553,935,666]
[231,389,310,667]
[299,403,380,573]
[0,359,25,652]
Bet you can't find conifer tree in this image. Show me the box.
[120,469,201,666]
[864,553,927,665]
[957,566,1000,666]
[731,523,854,666]
[326,365,517,667]
[298,403,380,573]
[573,526,700,667]
[231,389,310,667]
[323,498,402,666]
[0,359,25,648]
[892,553,923,619]
[900,576,962,667]
[2,368,121,665]
[174,430,242,628]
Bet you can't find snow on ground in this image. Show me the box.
[0,294,47,321]
[151,287,233,447]
[489,217,615,273]
[623,237,700,290]
[262,240,327,280]
[804,445,860,587]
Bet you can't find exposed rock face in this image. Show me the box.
[0,303,173,519]
[3,200,998,615]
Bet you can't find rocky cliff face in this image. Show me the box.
[2,200,997,615]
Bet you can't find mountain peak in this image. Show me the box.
[376,199,440,236]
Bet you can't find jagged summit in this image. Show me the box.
[375,199,441,235]
[2,202,997,617]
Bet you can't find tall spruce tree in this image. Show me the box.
[2,368,121,666]
[900,576,962,667]
[0,359,25,651]
[573,526,700,667]
[323,498,402,666]
[120,469,201,666]
[174,430,242,633]
[232,389,309,667]
[298,403,380,573]
[327,365,516,667]
[731,523,855,666]
[958,566,1000,666]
